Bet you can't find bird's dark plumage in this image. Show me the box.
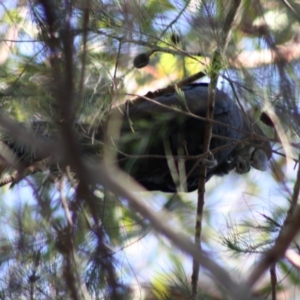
[116,83,271,192]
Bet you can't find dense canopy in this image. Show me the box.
[1,1,300,299]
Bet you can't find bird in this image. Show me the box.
[0,82,272,192]
[115,82,272,192]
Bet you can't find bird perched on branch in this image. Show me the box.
[117,83,272,192]
[0,83,272,192]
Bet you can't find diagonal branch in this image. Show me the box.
[86,162,254,300]
[247,154,300,288]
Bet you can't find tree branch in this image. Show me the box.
[86,162,254,300]
[247,156,300,288]
[230,39,300,69]
[191,1,242,298]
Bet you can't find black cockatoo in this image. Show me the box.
[116,83,272,192]
[0,83,271,192]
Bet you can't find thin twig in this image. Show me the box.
[191,1,242,298]
[76,6,89,114]
[159,0,191,39]
[289,154,300,211]
[191,51,221,298]
[270,264,277,300]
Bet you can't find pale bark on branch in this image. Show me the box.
[230,40,300,69]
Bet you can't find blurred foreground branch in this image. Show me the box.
[247,156,300,288]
